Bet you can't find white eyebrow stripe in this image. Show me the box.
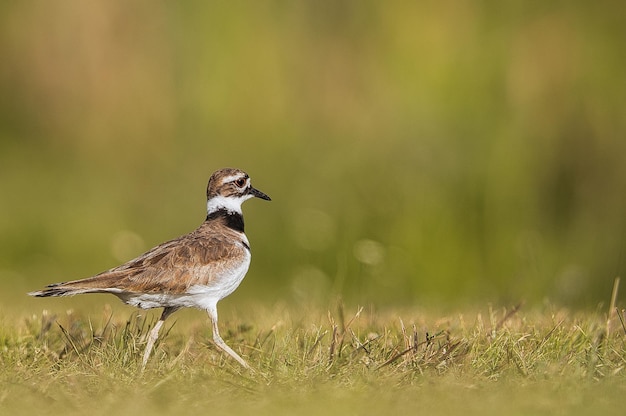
[221,174,247,184]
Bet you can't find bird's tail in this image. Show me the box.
[28,282,97,297]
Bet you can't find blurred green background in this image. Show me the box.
[1,1,625,310]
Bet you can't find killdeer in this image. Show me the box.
[29,168,270,370]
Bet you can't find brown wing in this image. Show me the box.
[43,226,246,295]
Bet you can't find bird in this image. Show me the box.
[29,168,271,370]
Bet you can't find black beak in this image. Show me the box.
[249,186,271,201]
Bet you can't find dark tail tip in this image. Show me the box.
[28,283,71,297]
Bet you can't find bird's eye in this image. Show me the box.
[235,178,247,188]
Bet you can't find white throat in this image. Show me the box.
[207,194,252,215]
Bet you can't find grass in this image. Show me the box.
[2,3,626,414]
[2,299,626,416]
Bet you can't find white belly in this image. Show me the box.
[118,251,251,311]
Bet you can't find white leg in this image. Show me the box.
[207,306,250,369]
[142,307,178,370]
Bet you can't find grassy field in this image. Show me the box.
[2,2,626,415]
[2,299,625,415]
